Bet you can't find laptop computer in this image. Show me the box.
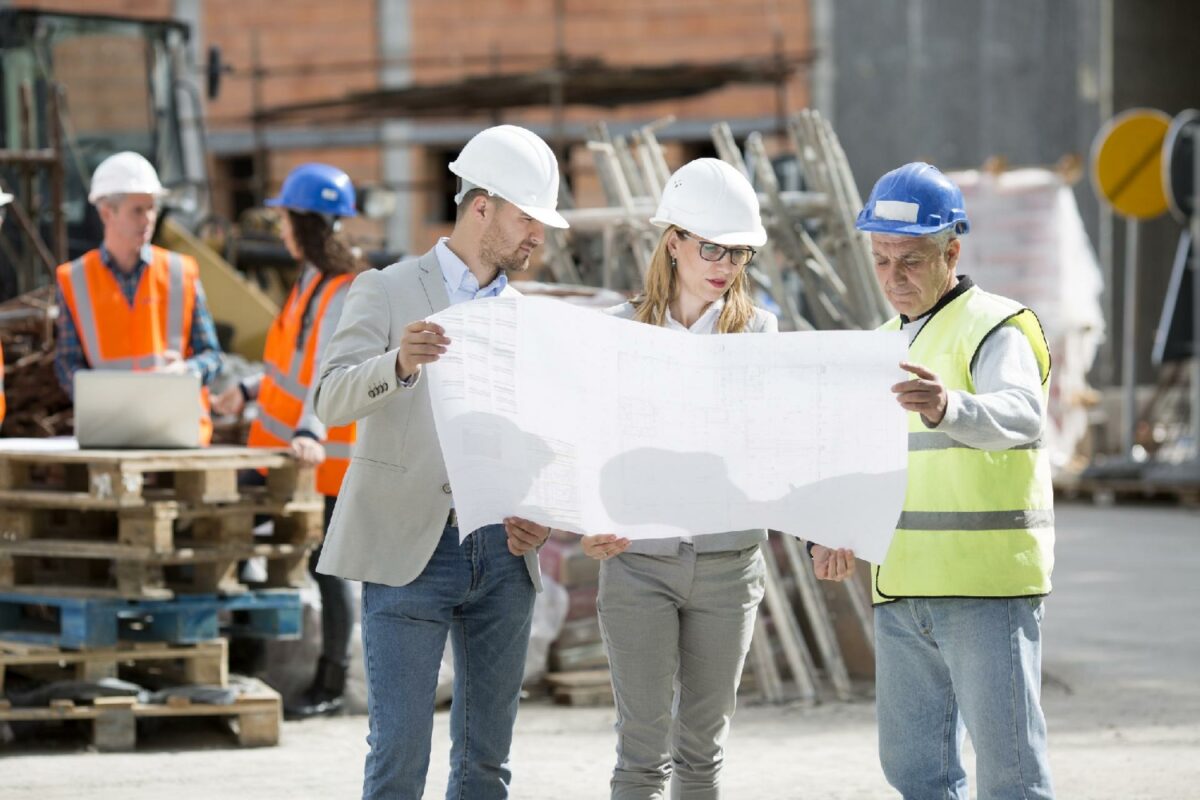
[74,371,204,449]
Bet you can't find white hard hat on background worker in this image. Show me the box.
[448,124,570,229]
[650,157,767,246]
[88,151,167,203]
[0,190,12,208]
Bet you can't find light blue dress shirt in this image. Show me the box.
[434,238,508,306]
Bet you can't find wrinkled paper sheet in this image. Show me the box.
[425,296,907,562]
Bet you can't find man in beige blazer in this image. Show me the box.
[313,125,570,800]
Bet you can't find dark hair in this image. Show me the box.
[454,187,506,221]
[286,210,363,275]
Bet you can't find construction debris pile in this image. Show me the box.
[0,286,71,438]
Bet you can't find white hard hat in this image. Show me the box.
[651,158,767,247]
[449,125,569,229]
[89,151,166,204]
[0,190,12,208]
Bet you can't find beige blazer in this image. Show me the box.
[313,248,541,590]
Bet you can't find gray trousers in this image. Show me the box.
[598,544,766,800]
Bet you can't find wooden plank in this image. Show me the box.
[544,669,610,688]
[778,534,854,701]
[0,679,282,749]
[760,545,818,703]
[174,469,241,505]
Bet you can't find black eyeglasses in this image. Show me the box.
[677,231,757,267]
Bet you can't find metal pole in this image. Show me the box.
[1191,127,1200,462]
[1122,217,1139,456]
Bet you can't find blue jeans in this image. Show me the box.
[360,523,536,800]
[875,597,1054,800]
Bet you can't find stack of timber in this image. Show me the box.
[538,532,611,706]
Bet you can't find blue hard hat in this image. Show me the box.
[855,162,969,236]
[266,163,357,218]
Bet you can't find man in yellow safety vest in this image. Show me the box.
[813,162,1055,800]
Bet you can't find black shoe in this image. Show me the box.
[284,658,347,720]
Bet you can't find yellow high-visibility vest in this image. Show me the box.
[873,284,1055,604]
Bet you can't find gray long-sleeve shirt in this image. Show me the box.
[903,297,1045,451]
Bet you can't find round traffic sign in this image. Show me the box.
[1091,108,1171,219]
[1163,108,1199,224]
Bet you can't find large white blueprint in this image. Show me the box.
[425,296,908,563]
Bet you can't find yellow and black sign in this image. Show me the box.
[1091,108,1171,220]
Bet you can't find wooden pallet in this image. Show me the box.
[0,639,227,694]
[0,536,315,599]
[0,447,323,599]
[0,590,302,649]
[544,669,613,707]
[0,676,281,750]
[0,446,319,510]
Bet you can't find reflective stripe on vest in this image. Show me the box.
[872,285,1055,603]
[247,268,356,496]
[57,247,212,445]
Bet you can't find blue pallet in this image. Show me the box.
[0,590,302,649]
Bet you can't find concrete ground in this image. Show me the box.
[4,501,1199,799]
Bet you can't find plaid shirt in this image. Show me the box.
[54,245,222,398]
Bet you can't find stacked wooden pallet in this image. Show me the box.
[0,446,323,599]
[0,445,314,750]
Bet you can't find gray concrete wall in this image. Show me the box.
[823,0,1198,385]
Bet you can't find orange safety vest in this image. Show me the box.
[0,344,6,427]
[247,270,356,497]
[56,246,213,445]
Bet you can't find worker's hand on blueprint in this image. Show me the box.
[504,516,551,556]
[893,361,948,426]
[290,436,326,466]
[396,321,450,381]
[581,534,630,561]
[211,385,246,417]
[811,545,857,582]
[156,350,189,376]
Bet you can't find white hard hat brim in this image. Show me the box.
[650,216,767,248]
[88,186,169,204]
[519,201,569,230]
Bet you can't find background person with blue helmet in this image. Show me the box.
[813,162,1056,799]
[212,162,363,719]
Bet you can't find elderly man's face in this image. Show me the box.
[871,233,960,318]
[98,193,158,253]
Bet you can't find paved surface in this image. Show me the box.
[4,501,1199,799]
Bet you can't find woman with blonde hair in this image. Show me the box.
[584,158,776,799]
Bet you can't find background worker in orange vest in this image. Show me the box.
[54,152,222,443]
[212,163,362,719]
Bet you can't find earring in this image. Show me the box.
[670,257,677,268]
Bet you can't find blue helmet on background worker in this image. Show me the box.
[267,163,357,218]
[855,161,970,237]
